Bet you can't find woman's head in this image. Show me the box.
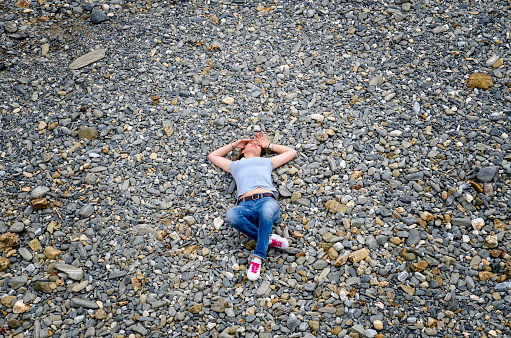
[233,140,267,160]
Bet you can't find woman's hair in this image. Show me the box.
[232,147,267,161]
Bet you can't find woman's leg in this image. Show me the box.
[225,203,259,241]
[253,197,281,260]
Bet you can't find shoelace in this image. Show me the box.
[271,238,282,248]
[250,262,260,273]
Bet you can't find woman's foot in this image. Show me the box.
[247,257,262,281]
[269,234,289,251]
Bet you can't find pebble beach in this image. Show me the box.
[1,0,511,337]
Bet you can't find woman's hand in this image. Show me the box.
[232,139,253,149]
[253,132,270,148]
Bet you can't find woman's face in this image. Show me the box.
[242,140,262,157]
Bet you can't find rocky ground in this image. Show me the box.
[1,0,511,337]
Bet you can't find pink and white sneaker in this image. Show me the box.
[269,234,289,251]
[247,257,262,281]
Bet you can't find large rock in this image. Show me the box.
[466,73,493,90]
[8,275,28,289]
[477,166,499,183]
[0,232,19,252]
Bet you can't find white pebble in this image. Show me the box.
[471,218,485,230]
[213,217,224,230]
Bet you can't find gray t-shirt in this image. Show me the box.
[230,157,276,198]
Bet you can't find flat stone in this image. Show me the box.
[130,323,148,336]
[31,186,49,199]
[256,281,271,297]
[312,259,328,270]
[34,281,54,294]
[18,247,33,261]
[351,324,366,336]
[109,270,127,279]
[69,49,106,70]
[432,25,448,34]
[4,21,18,33]
[55,263,84,280]
[43,246,62,260]
[1,296,16,308]
[477,166,499,183]
[451,218,472,227]
[32,198,48,210]
[78,204,94,218]
[72,281,89,292]
[486,55,500,67]
[8,275,28,289]
[406,229,420,246]
[10,222,24,233]
[70,298,99,309]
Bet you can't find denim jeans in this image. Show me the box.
[226,197,281,260]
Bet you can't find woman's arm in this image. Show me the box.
[270,144,297,168]
[208,139,252,172]
[253,132,297,168]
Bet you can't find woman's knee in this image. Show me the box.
[261,200,280,221]
[226,208,239,225]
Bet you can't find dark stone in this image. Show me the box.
[476,166,499,182]
[90,11,109,24]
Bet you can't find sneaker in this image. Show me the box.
[269,234,289,251]
[247,258,262,281]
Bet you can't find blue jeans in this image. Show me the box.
[226,197,281,260]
